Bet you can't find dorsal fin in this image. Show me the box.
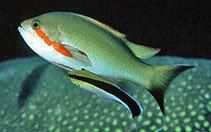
[124,40,161,59]
[76,13,160,59]
[77,14,126,38]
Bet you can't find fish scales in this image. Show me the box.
[59,17,140,79]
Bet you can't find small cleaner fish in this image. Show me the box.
[18,12,193,122]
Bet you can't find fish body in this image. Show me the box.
[18,12,193,120]
[18,12,159,86]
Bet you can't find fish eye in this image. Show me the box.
[31,19,40,30]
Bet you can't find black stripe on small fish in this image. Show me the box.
[68,74,142,118]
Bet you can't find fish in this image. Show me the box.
[68,69,142,119]
[18,12,193,120]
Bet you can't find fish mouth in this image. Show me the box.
[18,25,25,38]
[18,25,23,32]
[18,25,27,40]
[18,20,28,30]
[18,24,27,35]
[18,24,35,48]
[18,21,30,33]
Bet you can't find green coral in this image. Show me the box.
[0,56,210,132]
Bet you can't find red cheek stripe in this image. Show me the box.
[35,29,52,46]
[34,28,74,58]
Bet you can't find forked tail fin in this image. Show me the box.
[146,65,194,115]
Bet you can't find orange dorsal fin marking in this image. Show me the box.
[52,42,74,58]
[78,50,87,57]
[85,17,126,38]
[34,29,74,58]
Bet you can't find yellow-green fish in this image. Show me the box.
[18,12,193,120]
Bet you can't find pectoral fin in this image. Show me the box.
[68,70,142,119]
[61,44,92,66]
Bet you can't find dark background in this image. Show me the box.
[0,0,211,62]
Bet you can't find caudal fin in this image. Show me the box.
[146,65,194,115]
